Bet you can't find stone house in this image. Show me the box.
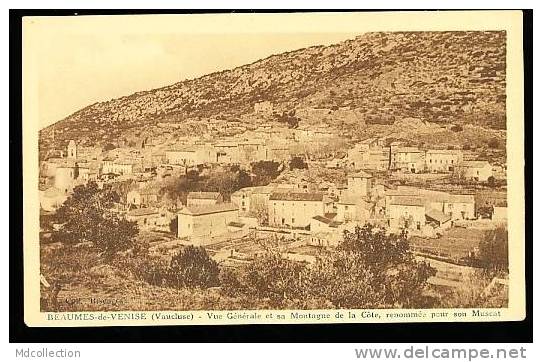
[268,192,325,228]
[425,149,464,173]
[177,203,239,241]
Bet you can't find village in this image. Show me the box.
[39,100,508,292]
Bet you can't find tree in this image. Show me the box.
[487,137,501,149]
[451,124,463,132]
[478,226,508,273]
[487,176,496,188]
[169,217,178,235]
[222,225,436,309]
[103,143,116,151]
[251,161,281,185]
[230,252,304,302]
[249,198,269,225]
[52,182,138,258]
[167,246,220,288]
[336,224,436,308]
[289,156,308,171]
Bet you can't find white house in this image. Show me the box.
[268,192,325,228]
[457,160,494,182]
[347,171,373,197]
[386,196,427,230]
[177,203,239,242]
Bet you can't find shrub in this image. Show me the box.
[289,156,308,171]
[487,137,501,149]
[478,227,508,273]
[167,246,220,288]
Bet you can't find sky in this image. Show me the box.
[23,15,360,129]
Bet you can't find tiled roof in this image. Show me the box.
[269,192,324,202]
[180,203,238,216]
[389,196,426,207]
[348,170,372,178]
[395,147,423,153]
[312,214,341,228]
[426,149,462,155]
[425,208,451,223]
[187,191,221,200]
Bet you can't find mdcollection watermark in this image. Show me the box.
[15,348,81,358]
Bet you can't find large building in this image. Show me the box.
[457,160,494,182]
[390,145,425,173]
[336,193,371,223]
[102,159,134,175]
[386,196,427,230]
[177,203,239,241]
[385,186,475,231]
[348,140,389,171]
[425,149,463,173]
[347,171,373,197]
[127,186,160,207]
[268,192,325,228]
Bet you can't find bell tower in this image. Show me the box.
[67,140,77,160]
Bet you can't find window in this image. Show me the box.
[292,218,295,224]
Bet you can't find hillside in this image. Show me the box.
[39,31,506,152]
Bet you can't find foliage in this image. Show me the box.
[274,110,300,128]
[52,182,138,258]
[249,198,269,225]
[487,137,501,149]
[435,271,508,308]
[476,205,493,219]
[103,143,116,151]
[487,176,496,188]
[163,167,254,201]
[167,246,220,288]
[289,156,308,171]
[169,217,178,235]
[223,225,436,309]
[450,124,463,132]
[251,161,282,185]
[478,226,508,272]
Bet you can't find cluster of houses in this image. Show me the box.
[40,132,507,251]
[173,169,506,247]
[345,138,497,181]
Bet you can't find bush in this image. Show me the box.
[487,137,501,149]
[220,225,436,309]
[478,227,508,273]
[167,246,220,288]
[289,156,308,171]
[451,124,463,132]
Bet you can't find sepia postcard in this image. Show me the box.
[22,11,526,327]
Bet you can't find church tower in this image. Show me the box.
[67,140,77,160]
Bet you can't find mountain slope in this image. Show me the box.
[39,31,506,151]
